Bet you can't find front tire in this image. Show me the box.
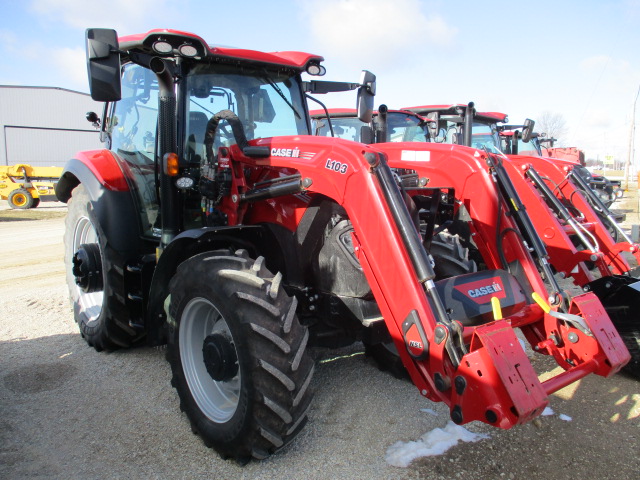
[64,184,140,351]
[8,189,34,209]
[166,249,314,462]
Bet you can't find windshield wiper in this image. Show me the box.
[262,70,301,119]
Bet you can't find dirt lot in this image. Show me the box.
[1,195,639,480]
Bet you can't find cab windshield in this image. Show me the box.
[517,136,542,156]
[471,122,501,153]
[184,64,309,164]
[379,113,428,143]
[314,117,363,141]
[313,112,428,143]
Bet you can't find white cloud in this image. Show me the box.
[0,29,41,60]
[584,109,613,129]
[51,47,88,90]
[29,0,178,32]
[579,55,611,71]
[0,29,18,47]
[580,55,631,76]
[302,0,458,68]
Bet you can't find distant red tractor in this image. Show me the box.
[56,29,630,463]
[313,104,639,378]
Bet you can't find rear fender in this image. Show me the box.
[55,149,129,203]
[56,153,144,257]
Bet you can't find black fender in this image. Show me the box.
[145,224,296,346]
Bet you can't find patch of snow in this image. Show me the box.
[542,406,555,416]
[559,414,572,421]
[385,421,490,468]
[420,408,439,416]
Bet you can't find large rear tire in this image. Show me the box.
[166,249,314,462]
[596,211,619,243]
[64,184,140,351]
[618,326,640,379]
[365,232,476,378]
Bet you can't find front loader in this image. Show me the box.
[57,29,629,463]
[313,106,633,377]
[401,103,640,378]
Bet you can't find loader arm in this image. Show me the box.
[512,154,640,275]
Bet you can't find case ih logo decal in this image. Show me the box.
[468,283,502,298]
[455,277,506,302]
[325,158,348,174]
[271,147,300,158]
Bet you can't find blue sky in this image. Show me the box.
[2,0,639,163]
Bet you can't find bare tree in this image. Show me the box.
[537,111,567,141]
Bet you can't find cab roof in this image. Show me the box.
[118,29,324,71]
[310,107,423,120]
[403,104,508,124]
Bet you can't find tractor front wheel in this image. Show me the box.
[166,249,314,462]
[8,189,34,209]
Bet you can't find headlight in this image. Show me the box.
[152,40,173,54]
[175,176,195,189]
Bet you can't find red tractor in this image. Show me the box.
[57,29,629,463]
[313,104,639,378]
[504,131,622,206]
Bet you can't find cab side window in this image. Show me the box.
[108,64,160,238]
[110,65,158,160]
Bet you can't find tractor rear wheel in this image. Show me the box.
[166,249,314,462]
[8,189,34,209]
[617,324,640,379]
[429,231,478,278]
[365,232,476,378]
[64,184,140,351]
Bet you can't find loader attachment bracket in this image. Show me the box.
[458,320,548,428]
[565,293,631,378]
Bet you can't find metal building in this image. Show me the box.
[0,86,103,167]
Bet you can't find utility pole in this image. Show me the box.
[624,83,640,190]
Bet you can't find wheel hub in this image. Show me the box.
[72,243,103,293]
[202,333,238,382]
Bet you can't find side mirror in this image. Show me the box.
[360,125,374,144]
[86,111,100,128]
[86,28,122,102]
[357,70,376,123]
[522,118,535,143]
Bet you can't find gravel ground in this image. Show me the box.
[1,195,639,480]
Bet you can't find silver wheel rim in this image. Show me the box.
[72,216,104,322]
[179,297,240,423]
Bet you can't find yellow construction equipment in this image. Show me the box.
[0,164,63,209]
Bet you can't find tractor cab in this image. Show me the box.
[80,28,375,246]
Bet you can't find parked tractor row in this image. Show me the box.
[56,28,636,463]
